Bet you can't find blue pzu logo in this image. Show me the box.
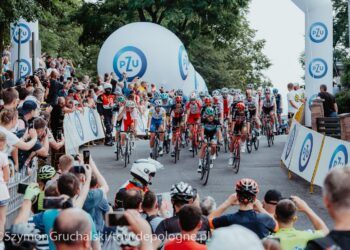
[13,59,31,79]
[74,112,84,141]
[113,46,147,82]
[309,58,327,79]
[88,108,98,137]
[178,45,189,80]
[285,125,296,160]
[329,145,348,170]
[308,94,318,111]
[12,23,31,44]
[299,133,313,172]
[310,22,328,43]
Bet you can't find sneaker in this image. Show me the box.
[241,145,246,153]
[212,154,216,160]
[228,157,234,166]
[171,150,175,157]
[159,147,164,156]
[210,160,214,168]
[189,146,193,152]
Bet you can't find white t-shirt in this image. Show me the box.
[0,126,20,156]
[287,91,298,114]
[0,151,9,201]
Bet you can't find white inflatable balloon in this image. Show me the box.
[195,71,208,93]
[97,22,194,93]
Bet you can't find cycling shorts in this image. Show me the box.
[121,119,134,132]
[187,115,201,124]
[233,123,246,134]
[172,117,184,131]
[204,132,217,143]
[262,106,274,115]
[150,118,163,132]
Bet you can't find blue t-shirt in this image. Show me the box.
[212,209,276,239]
[33,208,98,250]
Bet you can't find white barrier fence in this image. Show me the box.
[64,108,105,155]
[281,118,349,190]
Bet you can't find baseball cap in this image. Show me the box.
[21,100,38,115]
[264,189,283,205]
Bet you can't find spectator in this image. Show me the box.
[207,225,264,250]
[317,84,338,117]
[18,100,38,130]
[52,208,92,250]
[262,189,283,216]
[287,83,298,123]
[142,190,165,233]
[123,189,143,210]
[0,132,9,244]
[306,168,350,249]
[200,196,217,216]
[273,197,328,249]
[2,70,14,89]
[208,179,277,239]
[46,70,63,106]
[0,88,19,111]
[164,205,207,250]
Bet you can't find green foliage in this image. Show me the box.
[336,89,350,113]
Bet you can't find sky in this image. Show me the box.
[248,0,305,113]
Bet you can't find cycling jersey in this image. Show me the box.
[119,106,138,131]
[222,95,233,116]
[262,95,275,108]
[171,103,185,129]
[99,93,116,109]
[149,107,166,120]
[201,119,220,138]
[186,101,202,124]
[209,209,277,239]
[161,98,173,116]
[212,102,223,121]
[231,107,250,125]
[155,215,211,244]
[245,97,257,117]
[273,228,323,250]
[200,105,217,120]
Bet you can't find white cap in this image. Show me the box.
[208,225,264,250]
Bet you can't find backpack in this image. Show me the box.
[308,235,342,250]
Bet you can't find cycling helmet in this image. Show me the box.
[160,93,168,100]
[221,88,229,95]
[103,83,112,90]
[175,96,183,103]
[190,92,197,101]
[170,181,196,202]
[237,94,245,102]
[154,92,160,99]
[212,90,220,97]
[154,99,162,107]
[126,100,136,108]
[273,88,278,94]
[229,88,236,95]
[115,226,139,247]
[117,96,125,103]
[38,165,56,180]
[265,87,271,94]
[205,107,215,116]
[176,89,183,96]
[204,97,212,105]
[236,178,259,204]
[199,91,205,97]
[213,95,220,103]
[236,102,245,111]
[115,90,123,96]
[247,83,254,90]
[236,89,242,94]
[130,159,160,185]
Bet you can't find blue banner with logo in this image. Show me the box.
[313,137,350,187]
[281,119,301,168]
[288,126,323,183]
[64,108,105,155]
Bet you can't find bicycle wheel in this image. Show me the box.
[254,136,260,150]
[115,140,120,161]
[174,141,178,164]
[233,143,240,174]
[202,151,211,185]
[124,138,128,168]
[246,138,252,154]
[192,137,196,158]
[153,139,158,160]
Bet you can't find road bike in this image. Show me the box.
[120,130,135,168]
[188,123,200,157]
[230,132,241,174]
[262,114,274,147]
[223,119,229,153]
[150,131,164,160]
[246,119,260,153]
[173,126,181,164]
[200,136,215,186]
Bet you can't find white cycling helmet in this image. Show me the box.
[154,99,162,107]
[103,82,112,90]
[212,90,220,97]
[130,158,161,185]
[221,88,229,95]
[126,100,136,108]
[115,226,140,247]
[170,181,196,203]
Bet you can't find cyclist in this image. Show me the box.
[262,88,277,133]
[221,88,233,120]
[208,178,277,239]
[117,100,138,156]
[147,99,166,157]
[170,96,185,157]
[200,97,213,120]
[155,181,211,247]
[228,102,249,165]
[175,89,188,105]
[212,95,224,144]
[198,107,221,173]
[114,158,160,209]
[273,88,283,133]
[114,95,125,150]
[160,92,173,141]
[184,93,202,152]
[245,87,261,138]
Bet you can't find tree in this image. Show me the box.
[0,0,43,86]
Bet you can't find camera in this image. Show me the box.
[83,150,90,164]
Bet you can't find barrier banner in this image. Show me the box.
[281,119,301,168]
[64,108,105,154]
[313,137,350,187]
[289,126,324,183]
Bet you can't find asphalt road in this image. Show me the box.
[89,135,333,230]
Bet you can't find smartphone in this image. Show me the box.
[72,165,85,174]
[17,183,29,194]
[83,150,90,164]
[157,194,163,208]
[43,197,65,209]
[105,212,129,227]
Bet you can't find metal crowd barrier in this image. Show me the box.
[6,158,38,229]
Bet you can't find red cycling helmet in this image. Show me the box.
[204,97,212,105]
[175,96,183,103]
[236,102,245,111]
[236,178,259,204]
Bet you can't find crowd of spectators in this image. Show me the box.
[1,51,349,250]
